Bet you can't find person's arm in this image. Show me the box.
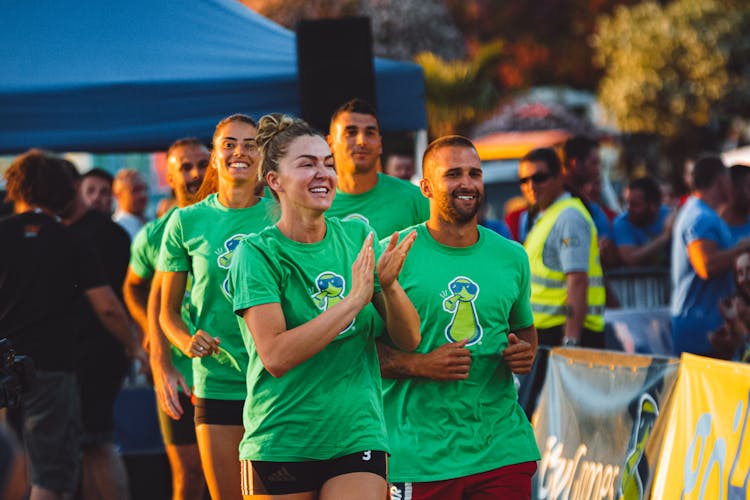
[371,231,421,351]
[502,326,537,374]
[687,238,750,280]
[564,271,588,343]
[122,267,150,346]
[160,271,220,358]
[377,340,471,380]
[84,285,143,362]
[148,271,189,420]
[618,234,670,267]
[242,234,375,378]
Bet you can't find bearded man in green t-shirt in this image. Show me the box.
[378,136,540,499]
[326,99,429,236]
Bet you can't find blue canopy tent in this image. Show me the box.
[0,0,426,153]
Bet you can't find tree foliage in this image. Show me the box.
[592,0,750,137]
[416,41,503,137]
[446,0,640,90]
[241,0,466,61]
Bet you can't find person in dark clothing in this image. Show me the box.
[1,150,136,500]
[62,159,144,500]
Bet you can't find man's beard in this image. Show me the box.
[437,189,482,224]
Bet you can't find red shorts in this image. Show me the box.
[389,461,537,500]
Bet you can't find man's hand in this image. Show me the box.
[502,333,535,374]
[415,339,471,380]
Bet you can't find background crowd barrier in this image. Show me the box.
[604,307,672,356]
[532,348,750,500]
[605,268,671,309]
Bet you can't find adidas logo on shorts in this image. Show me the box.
[390,483,413,500]
[268,466,296,482]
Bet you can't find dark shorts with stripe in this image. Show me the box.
[241,450,387,495]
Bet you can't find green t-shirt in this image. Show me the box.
[129,206,194,387]
[327,173,429,238]
[383,223,540,482]
[158,194,277,399]
[229,217,388,461]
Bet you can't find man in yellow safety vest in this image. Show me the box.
[519,147,606,348]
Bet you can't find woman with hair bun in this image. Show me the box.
[229,114,420,499]
[158,114,277,499]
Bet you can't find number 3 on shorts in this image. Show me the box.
[362,450,372,461]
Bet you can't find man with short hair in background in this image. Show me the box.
[384,151,416,181]
[719,164,750,242]
[113,168,149,239]
[520,147,606,348]
[672,156,750,356]
[614,176,674,268]
[326,98,428,237]
[81,167,115,215]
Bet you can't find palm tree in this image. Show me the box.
[416,40,503,137]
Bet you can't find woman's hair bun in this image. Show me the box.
[256,113,296,152]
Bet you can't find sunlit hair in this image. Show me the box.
[166,137,207,161]
[421,135,477,179]
[255,114,324,200]
[112,169,145,201]
[329,98,379,133]
[194,114,257,202]
[4,149,76,213]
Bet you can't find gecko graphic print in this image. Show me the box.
[442,276,483,346]
[218,234,248,299]
[312,272,355,334]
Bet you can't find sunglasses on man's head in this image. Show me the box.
[518,172,553,185]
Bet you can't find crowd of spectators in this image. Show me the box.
[0,108,748,497]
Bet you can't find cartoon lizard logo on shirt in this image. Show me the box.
[217,234,247,298]
[312,271,354,334]
[442,276,483,346]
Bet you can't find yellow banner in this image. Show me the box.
[652,354,750,499]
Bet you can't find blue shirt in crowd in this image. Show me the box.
[588,201,613,241]
[671,196,734,356]
[613,205,671,265]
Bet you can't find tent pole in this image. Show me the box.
[413,129,428,184]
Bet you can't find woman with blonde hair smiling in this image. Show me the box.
[229,114,420,499]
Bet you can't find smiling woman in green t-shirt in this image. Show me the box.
[228,114,420,499]
[158,114,277,500]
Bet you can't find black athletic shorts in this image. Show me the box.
[241,450,387,495]
[157,391,197,446]
[193,397,244,426]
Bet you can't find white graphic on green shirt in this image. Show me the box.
[343,213,370,226]
[442,276,483,345]
[218,233,248,298]
[312,271,354,334]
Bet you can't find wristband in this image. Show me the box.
[562,336,578,347]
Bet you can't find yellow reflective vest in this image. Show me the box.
[524,196,605,332]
